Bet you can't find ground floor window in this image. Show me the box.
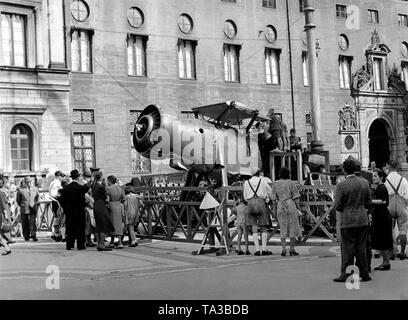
[130,132,151,173]
[73,132,95,173]
[10,124,32,172]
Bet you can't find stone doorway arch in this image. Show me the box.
[368,118,391,168]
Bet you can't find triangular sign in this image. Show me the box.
[200,192,220,210]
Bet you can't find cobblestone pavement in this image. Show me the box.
[1,235,408,300]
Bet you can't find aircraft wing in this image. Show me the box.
[191,101,269,126]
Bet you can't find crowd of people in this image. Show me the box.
[332,159,408,283]
[1,153,407,287]
[233,166,302,257]
[232,157,408,284]
[0,168,142,254]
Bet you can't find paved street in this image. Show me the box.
[1,235,408,300]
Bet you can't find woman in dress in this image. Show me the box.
[371,169,393,271]
[91,172,114,251]
[106,175,125,248]
[271,167,302,256]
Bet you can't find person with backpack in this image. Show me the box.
[384,160,408,260]
[243,167,273,256]
[271,167,302,256]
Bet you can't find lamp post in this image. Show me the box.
[304,0,324,151]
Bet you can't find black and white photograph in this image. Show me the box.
[1,0,408,311]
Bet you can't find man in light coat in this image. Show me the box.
[17,177,40,241]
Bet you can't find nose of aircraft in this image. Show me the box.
[133,105,161,156]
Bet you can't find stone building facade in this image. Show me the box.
[2,0,408,181]
[0,0,71,180]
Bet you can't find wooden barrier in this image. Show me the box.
[131,184,338,246]
[36,200,53,231]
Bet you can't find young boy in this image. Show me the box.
[123,186,141,247]
[289,129,302,151]
[232,195,250,255]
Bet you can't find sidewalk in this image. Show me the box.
[4,233,408,300]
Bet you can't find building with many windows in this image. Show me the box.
[0,0,70,179]
[2,0,408,181]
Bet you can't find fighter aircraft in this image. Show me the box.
[133,101,269,187]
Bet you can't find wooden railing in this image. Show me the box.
[132,184,337,245]
[33,184,338,245]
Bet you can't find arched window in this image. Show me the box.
[10,124,32,172]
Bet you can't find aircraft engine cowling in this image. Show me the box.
[133,105,162,158]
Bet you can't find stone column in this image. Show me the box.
[35,7,44,68]
[304,0,323,151]
[47,0,66,68]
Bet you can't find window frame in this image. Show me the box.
[223,43,241,83]
[262,0,276,9]
[130,132,151,174]
[128,110,151,174]
[70,28,94,73]
[177,39,197,80]
[127,33,148,77]
[339,55,353,89]
[401,61,408,90]
[265,47,281,85]
[398,14,408,27]
[70,0,90,23]
[178,14,193,34]
[10,124,32,173]
[127,7,144,29]
[336,4,347,19]
[0,6,35,68]
[371,55,386,91]
[72,109,95,125]
[73,132,96,173]
[368,9,379,24]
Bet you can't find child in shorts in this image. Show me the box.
[232,195,250,255]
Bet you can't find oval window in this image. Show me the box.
[71,0,90,22]
[223,20,237,39]
[264,25,277,43]
[178,14,193,34]
[127,7,144,28]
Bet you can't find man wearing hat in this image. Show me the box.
[58,170,90,250]
[49,171,65,242]
[16,177,40,241]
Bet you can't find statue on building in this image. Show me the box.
[338,104,357,131]
[352,65,371,91]
[387,64,407,93]
[371,29,381,45]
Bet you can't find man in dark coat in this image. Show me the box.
[333,159,372,283]
[59,170,90,250]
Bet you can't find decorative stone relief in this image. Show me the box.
[338,104,358,132]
